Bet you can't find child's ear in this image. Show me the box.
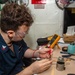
[7,30,15,37]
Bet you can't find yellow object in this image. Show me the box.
[47,36,52,40]
[47,34,60,48]
[51,67,55,75]
[56,43,61,49]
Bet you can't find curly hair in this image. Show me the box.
[1,3,33,32]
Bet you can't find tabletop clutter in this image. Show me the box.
[36,33,75,75]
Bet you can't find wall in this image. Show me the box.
[24,0,64,49]
[0,0,64,49]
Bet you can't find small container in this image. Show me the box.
[56,57,65,71]
[68,43,75,54]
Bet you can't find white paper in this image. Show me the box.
[66,26,75,35]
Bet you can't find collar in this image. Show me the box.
[0,34,9,53]
[0,34,20,55]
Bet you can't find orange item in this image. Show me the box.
[47,34,60,48]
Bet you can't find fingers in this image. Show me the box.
[39,48,49,53]
[45,49,53,58]
[31,59,52,74]
[38,59,52,73]
[39,59,52,65]
[39,47,53,54]
[46,54,51,58]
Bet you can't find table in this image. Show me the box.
[38,48,75,75]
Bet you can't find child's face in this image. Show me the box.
[12,25,30,41]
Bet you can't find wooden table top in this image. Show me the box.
[38,48,75,75]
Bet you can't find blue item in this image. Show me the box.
[68,44,75,54]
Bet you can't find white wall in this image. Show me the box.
[24,0,64,49]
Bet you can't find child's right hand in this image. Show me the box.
[29,59,52,74]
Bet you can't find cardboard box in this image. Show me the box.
[63,34,75,43]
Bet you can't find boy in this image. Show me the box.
[0,3,52,75]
